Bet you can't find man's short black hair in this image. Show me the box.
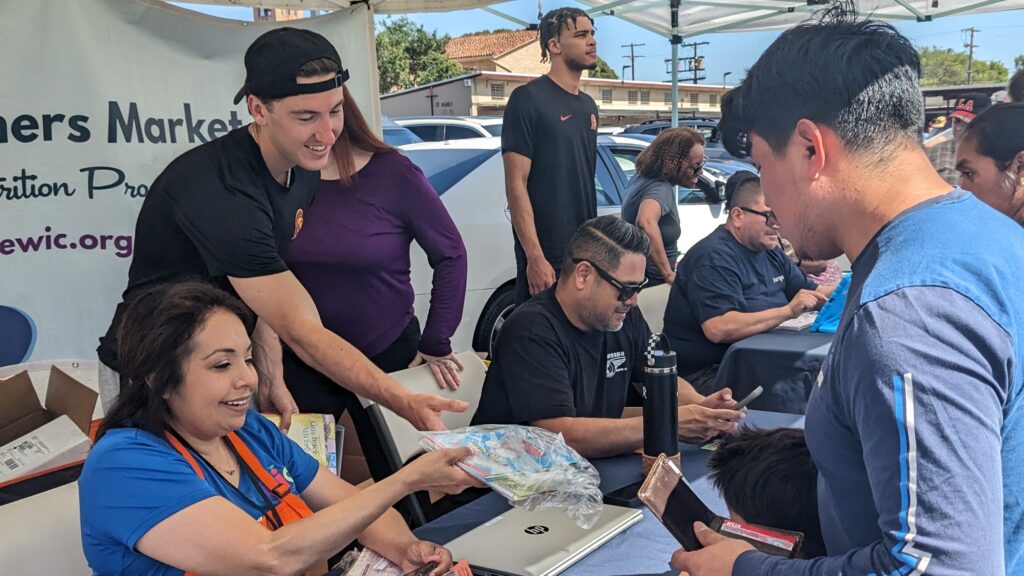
[724,170,760,210]
[561,215,650,279]
[720,2,924,163]
[708,428,826,558]
[539,7,594,63]
[1009,68,1024,104]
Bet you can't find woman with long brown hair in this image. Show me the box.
[282,86,468,482]
[620,127,705,285]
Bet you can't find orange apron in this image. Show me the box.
[165,430,324,575]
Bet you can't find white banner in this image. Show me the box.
[0,0,380,366]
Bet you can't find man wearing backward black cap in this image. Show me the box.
[98,28,467,433]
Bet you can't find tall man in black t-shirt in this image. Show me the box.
[503,7,601,305]
[663,172,833,390]
[98,28,465,432]
[472,216,742,458]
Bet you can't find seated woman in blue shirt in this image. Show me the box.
[79,281,477,576]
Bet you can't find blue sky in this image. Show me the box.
[180,2,1023,86]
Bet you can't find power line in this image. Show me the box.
[621,43,645,81]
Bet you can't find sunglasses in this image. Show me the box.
[737,206,778,225]
[572,258,648,302]
[688,157,707,175]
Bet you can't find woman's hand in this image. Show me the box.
[257,380,299,434]
[401,447,485,494]
[398,540,454,576]
[409,351,464,390]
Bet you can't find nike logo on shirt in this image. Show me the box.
[560,114,572,121]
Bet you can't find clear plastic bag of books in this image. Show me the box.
[420,425,603,528]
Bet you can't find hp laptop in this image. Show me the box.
[443,504,642,576]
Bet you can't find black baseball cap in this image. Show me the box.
[724,170,760,208]
[950,92,992,122]
[233,27,349,105]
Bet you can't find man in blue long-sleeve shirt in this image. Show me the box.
[673,5,1024,576]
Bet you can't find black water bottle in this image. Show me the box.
[643,334,679,461]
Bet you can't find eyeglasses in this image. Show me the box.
[572,258,648,302]
[687,157,707,175]
[737,206,778,225]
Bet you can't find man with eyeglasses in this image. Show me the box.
[471,216,742,458]
[663,171,834,393]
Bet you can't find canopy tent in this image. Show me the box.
[579,0,1024,37]
[576,0,1024,125]
[179,0,498,13]
[179,0,1024,126]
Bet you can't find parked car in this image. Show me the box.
[617,129,751,165]
[400,135,734,355]
[394,116,504,142]
[382,116,423,146]
[622,118,719,139]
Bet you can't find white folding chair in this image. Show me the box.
[0,482,91,575]
[361,351,487,525]
[638,283,672,334]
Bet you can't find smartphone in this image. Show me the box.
[637,455,717,550]
[602,480,644,508]
[403,561,438,576]
[731,386,764,411]
[638,454,804,557]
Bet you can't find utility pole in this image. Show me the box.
[962,27,979,84]
[621,43,645,81]
[668,41,709,84]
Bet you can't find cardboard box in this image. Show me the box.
[0,367,98,483]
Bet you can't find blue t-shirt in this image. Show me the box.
[734,190,1024,575]
[79,411,320,576]
[663,225,815,375]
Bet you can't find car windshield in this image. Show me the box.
[402,148,498,195]
[383,128,423,146]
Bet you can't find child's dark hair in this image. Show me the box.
[708,427,826,558]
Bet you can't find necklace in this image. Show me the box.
[204,439,238,477]
[248,123,293,188]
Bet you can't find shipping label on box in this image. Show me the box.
[0,415,91,482]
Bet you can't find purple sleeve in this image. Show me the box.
[396,153,468,356]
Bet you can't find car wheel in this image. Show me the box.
[473,285,516,355]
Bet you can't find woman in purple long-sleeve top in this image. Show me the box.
[282,87,468,481]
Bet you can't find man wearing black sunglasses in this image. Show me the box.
[663,171,833,392]
[472,216,742,458]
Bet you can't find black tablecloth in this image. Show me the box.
[716,330,834,414]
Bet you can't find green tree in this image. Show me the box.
[919,46,1008,86]
[590,56,618,80]
[375,17,464,93]
[1016,54,1024,71]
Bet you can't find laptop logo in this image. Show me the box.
[525,525,550,535]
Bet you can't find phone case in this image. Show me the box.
[638,453,804,558]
